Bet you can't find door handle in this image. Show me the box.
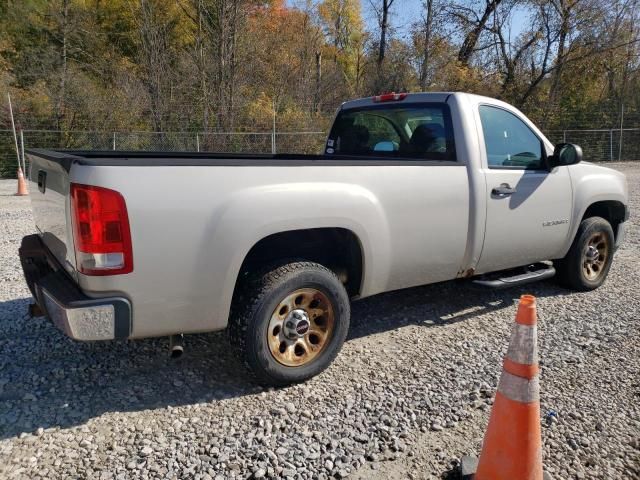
[492,183,516,197]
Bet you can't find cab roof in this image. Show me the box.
[341,92,455,110]
[340,92,505,111]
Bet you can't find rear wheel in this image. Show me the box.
[555,217,614,291]
[229,261,350,386]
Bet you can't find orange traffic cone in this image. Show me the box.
[16,167,28,196]
[474,294,543,480]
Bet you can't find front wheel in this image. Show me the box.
[229,261,350,386]
[555,216,615,291]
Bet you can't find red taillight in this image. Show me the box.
[70,183,133,276]
[373,92,407,102]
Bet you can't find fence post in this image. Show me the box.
[618,104,624,161]
[112,132,116,151]
[196,133,200,152]
[609,130,613,161]
[563,130,566,143]
[19,129,26,172]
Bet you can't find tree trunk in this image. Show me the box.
[377,0,389,67]
[197,0,209,132]
[56,0,69,135]
[457,0,502,66]
[355,44,363,95]
[419,0,433,91]
[227,0,239,131]
[314,50,322,113]
[548,11,568,105]
[333,10,341,63]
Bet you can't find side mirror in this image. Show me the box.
[549,143,582,169]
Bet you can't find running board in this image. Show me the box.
[471,262,556,289]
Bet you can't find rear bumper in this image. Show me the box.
[19,234,131,340]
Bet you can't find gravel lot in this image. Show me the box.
[1,164,639,480]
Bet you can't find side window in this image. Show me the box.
[479,105,543,169]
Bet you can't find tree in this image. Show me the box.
[0,0,638,152]
[318,0,366,94]
[414,0,447,91]
[133,0,182,131]
[369,0,395,67]
[450,0,505,66]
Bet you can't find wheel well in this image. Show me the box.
[237,228,364,297]
[582,201,626,239]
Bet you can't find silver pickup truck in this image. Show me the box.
[20,92,629,385]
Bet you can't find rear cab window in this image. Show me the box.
[326,103,456,161]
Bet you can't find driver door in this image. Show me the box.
[475,105,572,274]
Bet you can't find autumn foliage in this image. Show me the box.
[0,0,638,136]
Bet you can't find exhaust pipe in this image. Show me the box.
[169,334,184,359]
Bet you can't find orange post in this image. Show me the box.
[15,167,28,196]
[474,294,543,480]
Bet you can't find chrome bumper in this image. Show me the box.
[19,234,131,340]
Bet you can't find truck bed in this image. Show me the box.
[26,149,450,168]
[24,146,470,338]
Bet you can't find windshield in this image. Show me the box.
[325,102,456,161]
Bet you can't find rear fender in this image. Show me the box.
[208,182,392,325]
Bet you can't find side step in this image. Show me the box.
[471,262,556,289]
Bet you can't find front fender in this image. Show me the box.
[207,182,392,326]
[563,163,628,256]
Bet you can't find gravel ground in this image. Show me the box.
[1,164,639,480]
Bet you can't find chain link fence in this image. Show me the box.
[1,127,638,178]
[546,129,640,163]
[0,130,327,177]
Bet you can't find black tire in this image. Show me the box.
[555,216,615,291]
[229,261,350,386]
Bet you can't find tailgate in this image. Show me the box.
[26,151,77,275]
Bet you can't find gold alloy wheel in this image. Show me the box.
[267,288,335,367]
[583,232,610,281]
